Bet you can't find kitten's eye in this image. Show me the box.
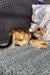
[37,28,40,31]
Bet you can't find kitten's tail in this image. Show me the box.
[0,34,15,51]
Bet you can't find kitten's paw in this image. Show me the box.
[41,41,47,44]
[40,46,47,50]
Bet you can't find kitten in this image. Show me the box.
[0,25,47,50]
[31,4,50,43]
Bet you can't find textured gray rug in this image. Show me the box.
[0,44,50,75]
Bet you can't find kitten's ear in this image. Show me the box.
[41,25,46,32]
[35,22,39,28]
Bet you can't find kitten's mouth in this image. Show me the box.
[34,34,40,38]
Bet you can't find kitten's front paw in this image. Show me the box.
[40,46,47,50]
[41,41,47,44]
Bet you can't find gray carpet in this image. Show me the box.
[0,44,50,75]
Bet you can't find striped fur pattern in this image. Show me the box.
[0,25,47,50]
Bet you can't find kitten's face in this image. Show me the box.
[33,25,46,39]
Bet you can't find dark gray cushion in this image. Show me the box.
[0,0,38,44]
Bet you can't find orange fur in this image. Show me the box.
[0,25,47,50]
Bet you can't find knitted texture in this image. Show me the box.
[0,44,50,75]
